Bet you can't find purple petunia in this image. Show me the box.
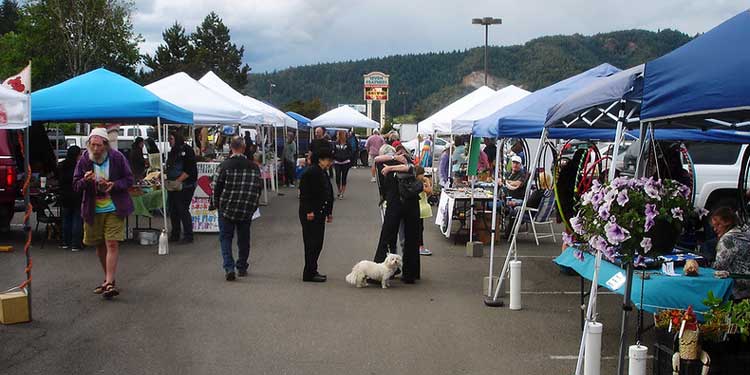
[570,215,584,235]
[573,249,585,261]
[634,255,647,267]
[611,177,628,189]
[588,235,608,252]
[616,190,629,206]
[640,237,653,253]
[644,177,662,200]
[563,232,575,248]
[598,202,611,221]
[645,217,655,232]
[590,191,605,208]
[604,221,630,244]
[671,207,684,221]
[678,184,691,199]
[602,246,617,262]
[695,207,709,219]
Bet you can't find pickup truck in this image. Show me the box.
[0,129,21,231]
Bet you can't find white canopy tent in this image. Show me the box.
[198,71,295,129]
[0,85,29,129]
[145,72,258,125]
[451,85,531,133]
[310,105,380,129]
[417,86,495,135]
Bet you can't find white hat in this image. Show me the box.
[88,127,109,143]
[511,155,522,164]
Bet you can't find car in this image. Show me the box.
[686,142,747,211]
[402,137,451,162]
[0,129,21,231]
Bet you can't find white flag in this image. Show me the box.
[3,64,31,94]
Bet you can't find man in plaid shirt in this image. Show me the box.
[210,137,262,281]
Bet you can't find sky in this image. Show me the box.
[132,0,747,73]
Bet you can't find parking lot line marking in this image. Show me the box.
[549,355,654,360]
[521,291,617,295]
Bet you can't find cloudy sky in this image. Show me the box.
[132,0,747,73]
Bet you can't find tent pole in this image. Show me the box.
[468,136,475,245]
[156,117,169,255]
[261,125,268,204]
[431,131,437,186]
[448,134,453,186]
[490,128,548,302]
[24,93,32,320]
[274,126,279,194]
[485,140,502,299]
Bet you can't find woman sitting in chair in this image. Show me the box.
[711,207,750,300]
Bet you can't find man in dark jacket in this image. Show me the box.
[73,128,134,299]
[298,149,334,282]
[210,137,262,281]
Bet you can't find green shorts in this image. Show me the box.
[83,213,125,245]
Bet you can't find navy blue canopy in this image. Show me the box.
[32,68,193,124]
[472,63,621,139]
[641,9,750,127]
[286,111,311,129]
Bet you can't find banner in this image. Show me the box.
[2,64,31,94]
[467,137,482,176]
[190,161,261,232]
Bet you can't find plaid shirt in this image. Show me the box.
[210,154,262,222]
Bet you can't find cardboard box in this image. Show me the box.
[0,245,13,252]
[465,241,484,257]
[0,291,30,324]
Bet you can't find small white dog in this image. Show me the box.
[345,253,403,289]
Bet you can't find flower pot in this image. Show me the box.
[647,218,681,254]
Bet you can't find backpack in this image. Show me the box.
[395,171,423,202]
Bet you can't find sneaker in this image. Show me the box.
[71,247,82,252]
[225,271,236,281]
[370,177,376,183]
[59,244,70,249]
[237,269,248,277]
[419,248,433,256]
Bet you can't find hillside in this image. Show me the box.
[245,29,691,121]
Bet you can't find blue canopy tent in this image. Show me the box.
[285,111,313,154]
[32,68,194,256]
[544,10,750,375]
[641,9,750,128]
[32,68,192,124]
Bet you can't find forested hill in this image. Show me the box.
[245,29,691,121]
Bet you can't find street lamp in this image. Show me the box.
[472,17,502,86]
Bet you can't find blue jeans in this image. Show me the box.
[62,206,83,248]
[218,216,251,273]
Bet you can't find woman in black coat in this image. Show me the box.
[58,145,83,250]
[298,150,335,282]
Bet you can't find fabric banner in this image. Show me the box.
[467,137,482,176]
[2,64,31,94]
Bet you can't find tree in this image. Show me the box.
[12,0,143,88]
[0,0,20,35]
[142,21,191,81]
[282,98,324,119]
[189,12,250,88]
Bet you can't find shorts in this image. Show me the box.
[83,212,126,245]
[368,154,376,166]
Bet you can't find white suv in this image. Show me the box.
[687,142,746,211]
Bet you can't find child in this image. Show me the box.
[416,166,433,256]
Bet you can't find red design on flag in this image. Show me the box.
[2,65,31,94]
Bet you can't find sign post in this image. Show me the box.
[363,72,389,130]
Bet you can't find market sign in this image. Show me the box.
[364,71,389,88]
[364,87,388,101]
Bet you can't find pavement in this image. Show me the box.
[0,167,655,374]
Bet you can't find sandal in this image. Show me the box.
[93,281,106,294]
[102,282,119,300]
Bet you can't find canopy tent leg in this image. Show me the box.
[468,136,474,245]
[489,128,549,304]
[575,100,626,375]
[260,125,268,205]
[274,126,281,195]
[431,131,437,187]
[23,99,32,320]
[156,117,169,255]
[483,140,503,305]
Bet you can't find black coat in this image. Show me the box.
[58,159,82,209]
[299,164,334,218]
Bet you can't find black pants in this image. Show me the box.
[334,163,350,189]
[417,218,424,247]
[300,214,326,277]
[374,199,420,280]
[284,160,296,186]
[168,186,195,240]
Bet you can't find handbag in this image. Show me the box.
[165,180,183,192]
[395,171,423,201]
[418,192,432,218]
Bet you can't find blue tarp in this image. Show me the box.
[473,63,621,139]
[286,111,311,129]
[32,68,193,124]
[641,9,750,127]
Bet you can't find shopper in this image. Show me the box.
[283,133,297,187]
[416,166,433,256]
[59,145,83,251]
[73,128,134,299]
[166,131,198,244]
[347,130,359,167]
[298,150,335,282]
[210,137,263,281]
[365,130,385,182]
[372,147,421,283]
[129,136,147,181]
[333,130,352,199]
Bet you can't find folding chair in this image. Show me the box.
[32,193,62,248]
[519,189,557,246]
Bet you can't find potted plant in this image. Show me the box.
[563,176,702,263]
